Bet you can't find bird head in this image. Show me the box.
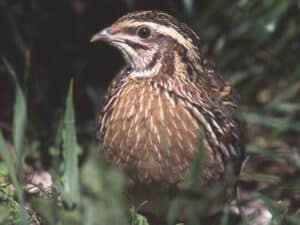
[91,11,202,78]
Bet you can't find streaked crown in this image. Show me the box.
[91,10,203,78]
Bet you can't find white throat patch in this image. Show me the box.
[129,60,162,78]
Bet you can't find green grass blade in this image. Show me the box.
[1,57,27,160]
[13,78,27,161]
[62,79,80,208]
[1,57,30,224]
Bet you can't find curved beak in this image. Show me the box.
[90,26,120,43]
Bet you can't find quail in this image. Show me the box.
[91,10,244,211]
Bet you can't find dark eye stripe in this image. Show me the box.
[122,27,137,35]
[124,39,150,50]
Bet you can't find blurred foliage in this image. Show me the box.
[0,0,300,224]
[0,57,30,224]
[61,80,80,209]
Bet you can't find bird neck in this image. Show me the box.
[127,43,203,84]
[128,58,162,78]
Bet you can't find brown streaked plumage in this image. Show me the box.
[91,10,244,199]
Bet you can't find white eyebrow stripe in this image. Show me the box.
[118,21,194,50]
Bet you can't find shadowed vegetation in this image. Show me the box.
[0,0,299,224]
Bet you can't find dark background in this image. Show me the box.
[1,0,215,149]
[0,0,300,224]
[1,0,299,145]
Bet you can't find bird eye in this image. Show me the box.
[137,26,151,39]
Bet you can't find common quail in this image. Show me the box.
[91,10,244,214]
